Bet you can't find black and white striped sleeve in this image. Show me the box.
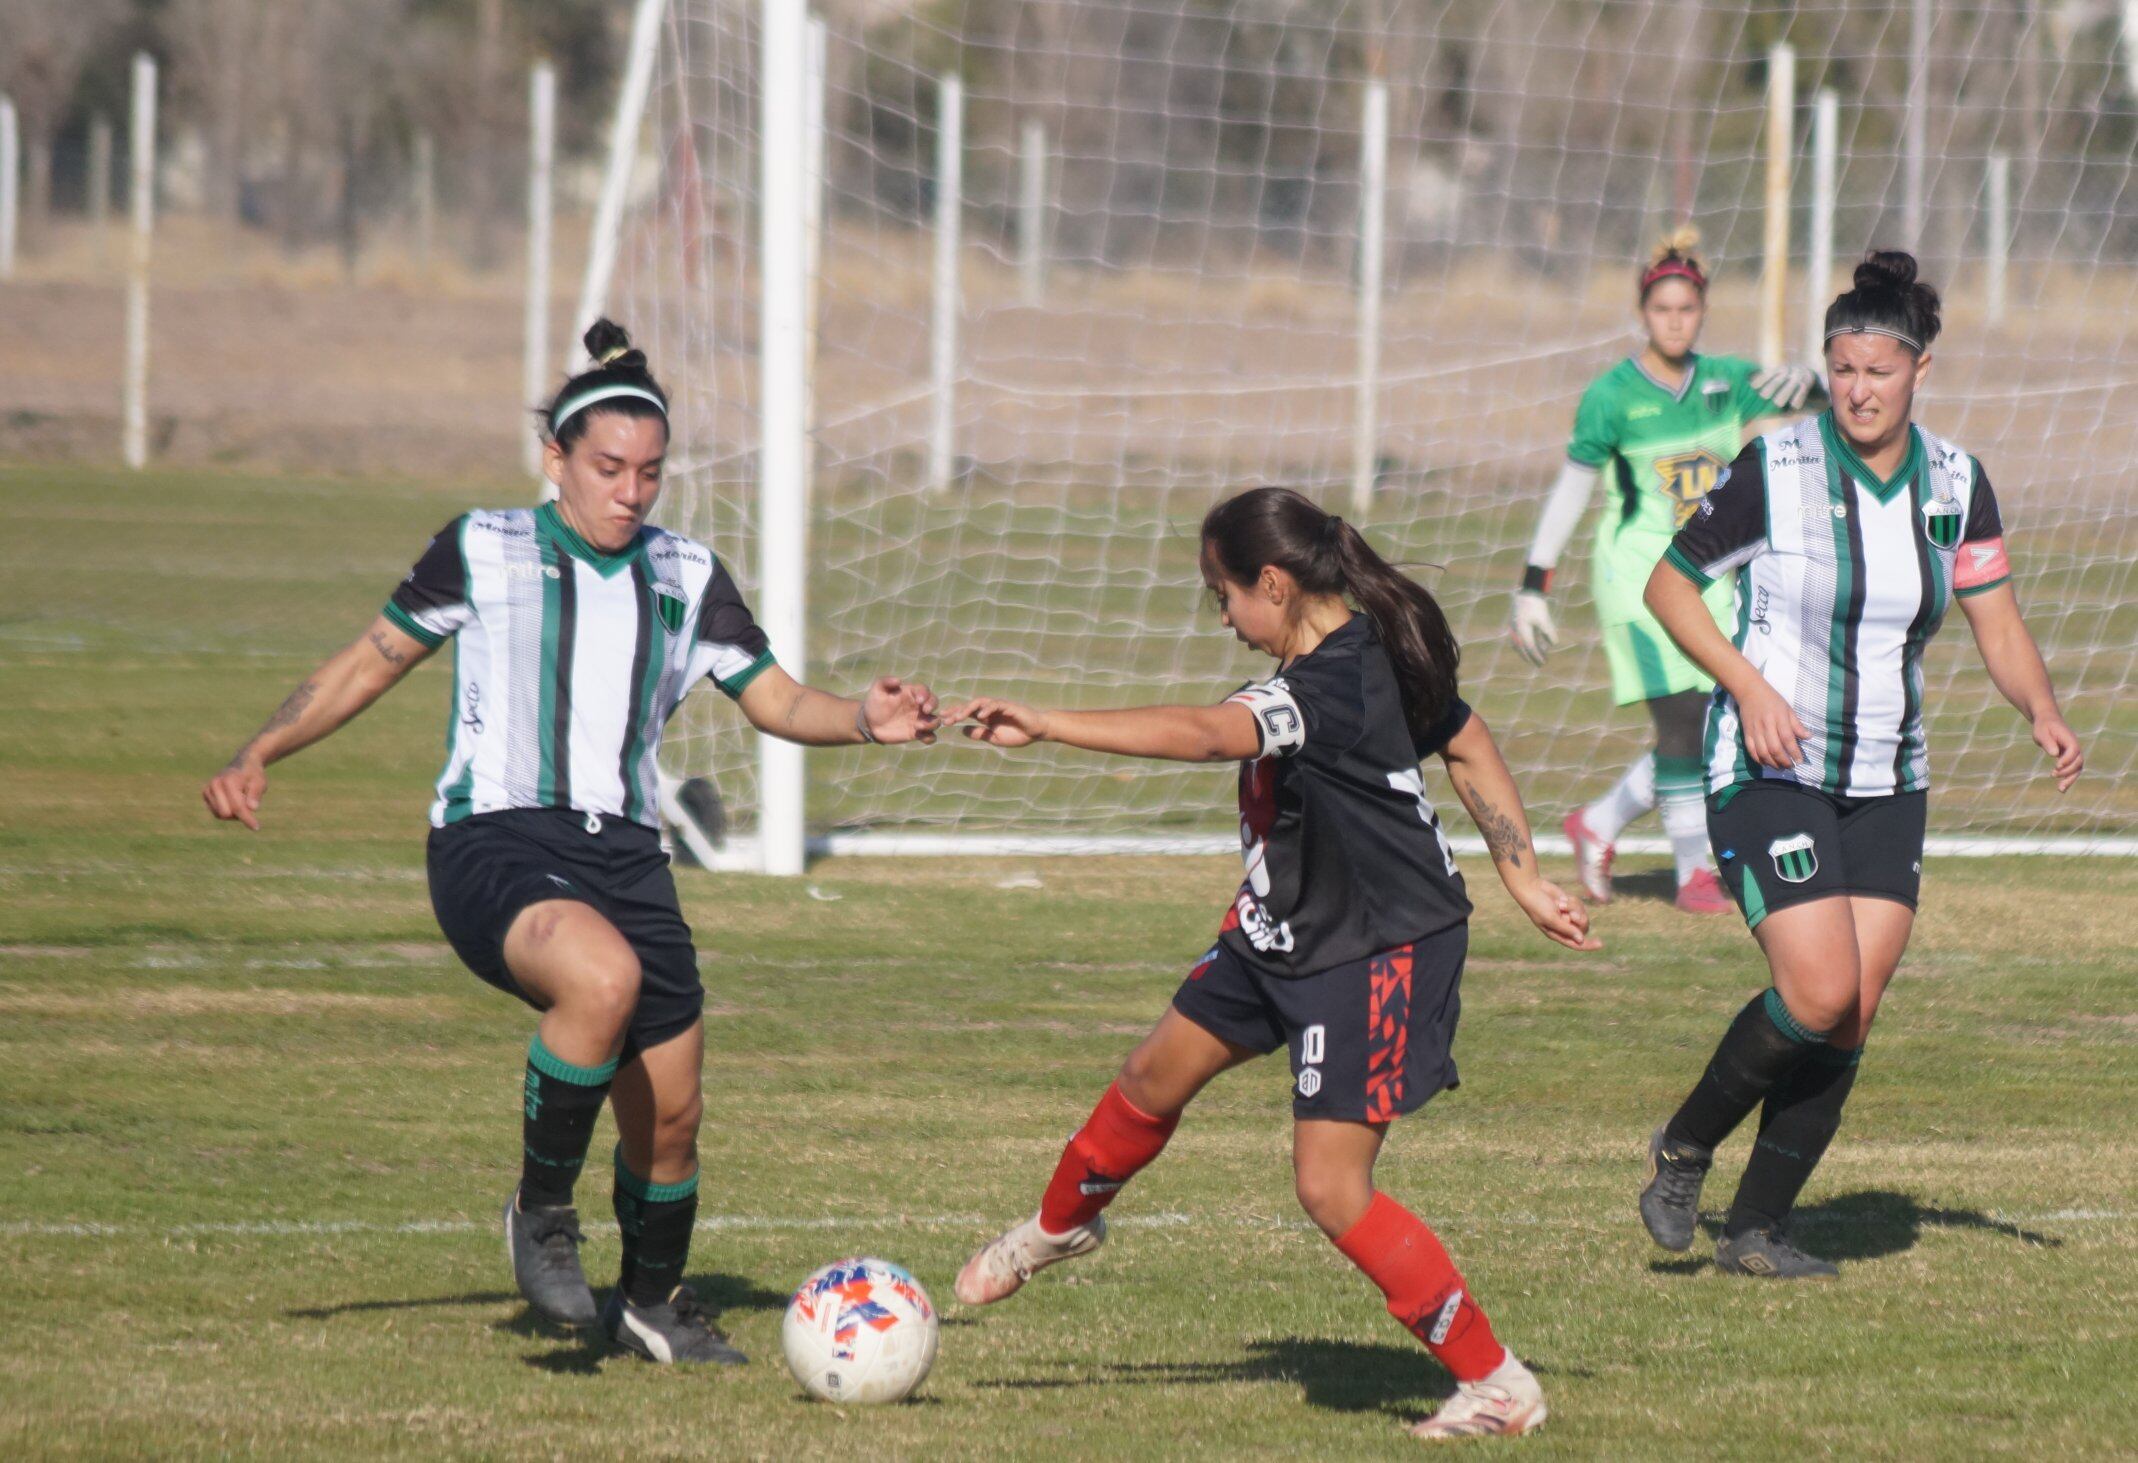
[383,518,473,647]
[1664,442,1770,588]
[685,558,776,698]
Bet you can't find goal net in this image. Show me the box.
[618,0,2134,857]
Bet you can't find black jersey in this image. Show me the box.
[1217,614,1473,979]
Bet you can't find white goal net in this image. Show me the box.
[617,0,2134,858]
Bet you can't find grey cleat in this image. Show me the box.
[603,1284,749,1365]
[1715,1226,1838,1279]
[503,1189,598,1329]
[1639,1126,1713,1252]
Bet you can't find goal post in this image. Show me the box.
[614,2,2135,865]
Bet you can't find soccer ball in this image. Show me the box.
[781,1257,939,1405]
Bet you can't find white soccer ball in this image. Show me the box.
[782,1257,940,1405]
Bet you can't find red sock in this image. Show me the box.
[1037,1082,1178,1234]
[1334,1192,1507,1383]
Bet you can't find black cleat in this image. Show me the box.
[503,1189,598,1329]
[1716,1226,1838,1279]
[1639,1126,1713,1252]
[603,1284,749,1366]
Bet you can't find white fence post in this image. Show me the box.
[0,97,17,281]
[757,0,810,876]
[89,114,112,248]
[1760,43,1794,368]
[1019,116,1046,305]
[123,55,157,470]
[1904,0,1929,251]
[928,72,962,496]
[1985,152,2010,326]
[523,63,556,478]
[1804,88,1837,368]
[1350,79,1386,516]
[573,0,668,353]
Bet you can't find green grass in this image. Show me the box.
[2,464,2134,1458]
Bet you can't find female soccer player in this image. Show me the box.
[1510,230,1822,914]
[949,487,1600,1442]
[1637,252,2083,1277]
[201,321,940,1362]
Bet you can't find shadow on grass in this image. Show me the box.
[974,1338,1589,1418]
[1646,1188,2061,1273]
[1610,869,1682,904]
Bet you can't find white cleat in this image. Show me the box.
[1561,809,1614,905]
[953,1213,1106,1306]
[1410,1352,1548,1443]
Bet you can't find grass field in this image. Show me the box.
[3,465,2135,1458]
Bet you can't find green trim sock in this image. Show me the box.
[1655,754,1710,884]
[1665,990,1831,1152]
[519,1034,618,1208]
[1724,1044,1862,1238]
[614,1148,699,1306]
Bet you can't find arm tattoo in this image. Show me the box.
[1456,774,1530,870]
[228,680,319,768]
[366,630,410,667]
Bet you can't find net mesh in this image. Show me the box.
[621,0,2134,846]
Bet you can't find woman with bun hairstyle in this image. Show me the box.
[1511,229,1825,915]
[1636,253,2083,1277]
[202,321,942,1361]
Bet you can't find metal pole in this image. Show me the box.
[1986,152,2010,326]
[1351,80,1387,515]
[1905,0,1929,251]
[927,72,962,495]
[1804,89,1837,368]
[523,64,556,478]
[89,114,112,250]
[0,98,17,280]
[758,0,810,875]
[1760,43,1794,368]
[1019,116,1046,305]
[413,131,436,269]
[573,0,669,352]
[123,56,157,470]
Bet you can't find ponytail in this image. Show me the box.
[1200,487,1460,740]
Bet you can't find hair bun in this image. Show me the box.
[1654,225,1702,262]
[1854,249,1919,293]
[582,317,645,372]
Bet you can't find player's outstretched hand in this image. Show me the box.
[202,756,268,831]
[1512,876,1603,951]
[947,697,1051,749]
[1737,680,1809,771]
[863,676,942,745]
[2033,713,2084,792]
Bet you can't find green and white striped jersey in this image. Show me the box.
[382,503,775,829]
[1664,412,2011,797]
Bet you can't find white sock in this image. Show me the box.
[1582,755,1655,844]
[1660,788,1710,883]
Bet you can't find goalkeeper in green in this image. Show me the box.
[1509,230,1822,913]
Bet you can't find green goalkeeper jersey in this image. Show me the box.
[1568,353,1790,626]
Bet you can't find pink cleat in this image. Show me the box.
[1562,808,1615,904]
[953,1214,1106,1306]
[1675,867,1731,915]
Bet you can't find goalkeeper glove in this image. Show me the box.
[1750,362,1820,412]
[1510,569,1556,666]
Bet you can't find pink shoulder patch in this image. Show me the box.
[1955,535,2010,590]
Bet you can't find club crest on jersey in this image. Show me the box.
[1921,498,1963,550]
[649,581,689,635]
[1768,832,1818,884]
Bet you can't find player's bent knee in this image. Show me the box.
[570,955,643,1030]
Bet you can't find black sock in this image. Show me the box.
[614,1148,699,1306]
[1665,989,1830,1153]
[1725,1044,1861,1237]
[519,1034,617,1209]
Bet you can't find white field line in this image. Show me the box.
[1,1208,2125,1242]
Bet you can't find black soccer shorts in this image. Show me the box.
[426,807,704,1057]
[1171,923,1467,1123]
[1707,780,1927,929]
